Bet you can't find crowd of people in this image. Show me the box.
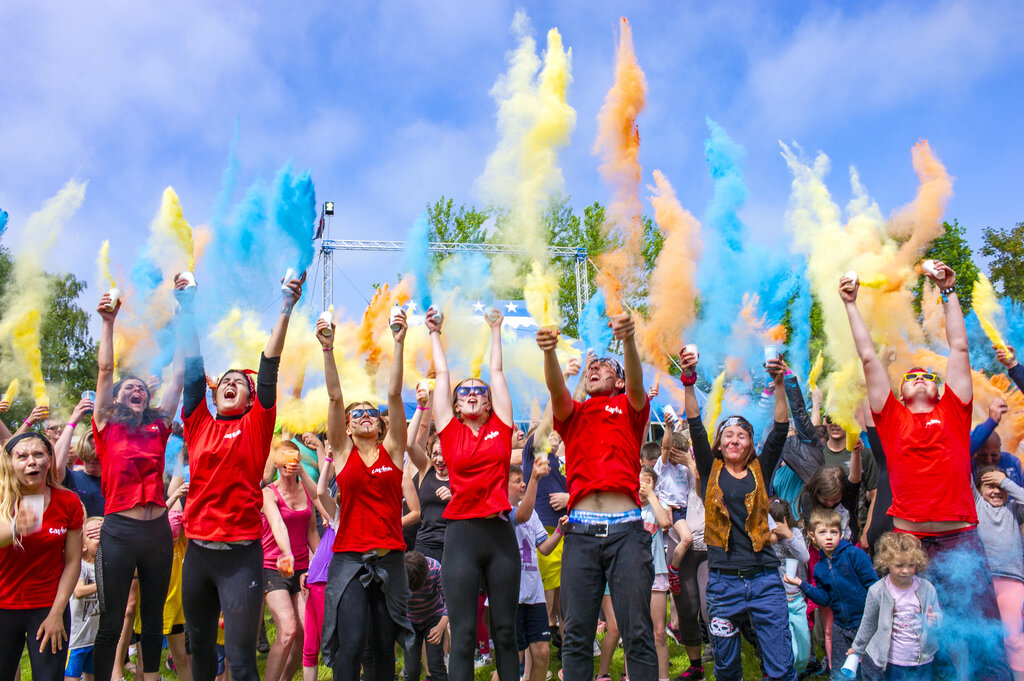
[1,259,1023,681]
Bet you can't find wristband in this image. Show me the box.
[324,456,334,463]
[66,422,77,430]
[555,525,563,536]
[416,405,429,411]
[22,418,31,425]
[322,346,334,352]
[680,372,698,386]
[940,285,956,302]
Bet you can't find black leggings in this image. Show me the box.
[331,566,399,681]
[93,513,173,681]
[0,606,70,681]
[672,549,708,648]
[182,540,264,681]
[442,518,520,681]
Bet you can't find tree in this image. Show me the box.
[424,197,490,267]
[913,220,979,315]
[0,246,97,425]
[980,221,1024,303]
[551,201,616,337]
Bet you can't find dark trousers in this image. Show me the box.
[705,569,797,681]
[93,513,173,681]
[442,518,520,681]
[331,567,398,681]
[560,523,657,681]
[182,540,264,681]
[673,549,708,648]
[402,613,449,681]
[919,528,1011,681]
[0,606,70,681]
[829,624,878,681]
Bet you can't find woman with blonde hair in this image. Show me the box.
[0,431,85,681]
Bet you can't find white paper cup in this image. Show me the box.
[763,345,780,363]
[319,310,334,337]
[921,259,939,277]
[843,270,858,285]
[662,405,678,422]
[425,306,443,327]
[389,306,403,332]
[179,271,197,288]
[683,343,698,359]
[785,558,798,579]
[104,288,123,312]
[281,268,299,292]
[841,653,860,678]
[23,494,43,534]
[484,307,501,325]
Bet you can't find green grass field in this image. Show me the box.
[20,610,774,681]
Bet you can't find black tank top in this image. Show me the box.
[415,467,450,549]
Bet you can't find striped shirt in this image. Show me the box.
[407,556,447,625]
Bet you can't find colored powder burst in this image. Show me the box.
[593,17,647,315]
[807,351,824,392]
[468,320,492,379]
[787,261,813,380]
[0,209,8,237]
[821,358,864,450]
[356,282,411,373]
[635,170,701,371]
[0,180,86,408]
[405,214,433,312]
[2,379,19,405]
[580,290,613,354]
[96,240,117,289]
[972,273,1009,352]
[154,187,196,272]
[271,163,317,274]
[703,370,727,443]
[437,253,492,303]
[477,10,575,327]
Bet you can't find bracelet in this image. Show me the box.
[416,405,429,411]
[555,525,563,536]
[322,346,333,352]
[680,372,698,386]
[66,422,77,429]
[22,418,31,425]
[324,456,334,463]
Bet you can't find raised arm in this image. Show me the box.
[930,262,972,402]
[679,348,712,486]
[427,311,455,431]
[481,310,513,426]
[406,383,431,474]
[536,328,573,423]
[315,455,338,519]
[402,471,420,527]
[93,291,120,429]
[318,316,352,463]
[265,274,304,361]
[840,275,891,413]
[535,357,581,453]
[54,399,93,483]
[614,314,647,412]
[783,370,816,444]
[384,310,408,467]
[516,458,550,524]
[760,359,790,475]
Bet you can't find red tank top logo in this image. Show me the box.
[604,404,623,415]
[483,430,499,441]
[49,527,67,536]
[223,429,242,440]
[370,464,395,475]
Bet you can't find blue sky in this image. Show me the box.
[1,0,1022,317]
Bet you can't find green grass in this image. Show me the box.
[22,611,774,681]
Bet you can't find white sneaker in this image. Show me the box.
[474,652,493,669]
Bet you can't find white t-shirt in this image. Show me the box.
[513,508,550,605]
[653,458,692,509]
[69,560,100,650]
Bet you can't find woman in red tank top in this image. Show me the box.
[426,307,519,681]
[259,441,318,681]
[90,280,186,681]
[319,309,414,681]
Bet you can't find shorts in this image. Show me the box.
[264,567,307,594]
[516,602,550,651]
[671,507,687,525]
[652,573,669,592]
[538,526,563,590]
[65,646,94,678]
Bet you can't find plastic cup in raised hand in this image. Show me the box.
[281,268,299,292]
[785,558,798,579]
[389,306,403,332]
[921,259,939,278]
[105,288,123,312]
[763,345,780,363]
[179,271,197,288]
[319,310,334,337]
[843,270,858,285]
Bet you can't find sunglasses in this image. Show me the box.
[349,408,380,419]
[455,386,488,397]
[44,424,64,431]
[903,371,937,383]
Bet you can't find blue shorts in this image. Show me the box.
[671,507,687,525]
[65,646,94,678]
[516,602,550,651]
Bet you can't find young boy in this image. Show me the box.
[783,508,878,679]
[639,465,673,681]
[509,462,565,681]
[65,517,103,681]
[403,551,449,681]
[656,430,695,596]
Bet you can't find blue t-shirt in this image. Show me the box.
[65,468,105,517]
[521,434,568,528]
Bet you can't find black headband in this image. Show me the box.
[4,431,55,457]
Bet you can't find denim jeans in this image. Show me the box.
[705,569,797,681]
[560,523,656,681]
[403,613,448,681]
[830,624,878,681]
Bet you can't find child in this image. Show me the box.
[849,532,940,680]
[974,466,1024,680]
[508,463,564,681]
[639,465,673,681]
[800,460,862,542]
[302,454,341,681]
[654,431,695,597]
[784,508,878,679]
[770,498,811,674]
[403,551,449,681]
[66,517,103,681]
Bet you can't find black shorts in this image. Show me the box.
[263,567,307,594]
[515,602,550,651]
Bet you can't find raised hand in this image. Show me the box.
[535,327,559,352]
[838,274,859,304]
[610,313,635,341]
[988,398,1008,424]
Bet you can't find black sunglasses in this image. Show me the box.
[349,408,380,419]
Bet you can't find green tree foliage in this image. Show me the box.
[425,197,489,267]
[913,220,979,315]
[980,221,1024,303]
[0,246,97,425]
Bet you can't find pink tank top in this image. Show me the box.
[260,483,312,570]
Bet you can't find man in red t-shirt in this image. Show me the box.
[536,314,656,681]
[841,261,1010,680]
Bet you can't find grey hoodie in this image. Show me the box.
[974,477,1024,582]
[851,576,941,670]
